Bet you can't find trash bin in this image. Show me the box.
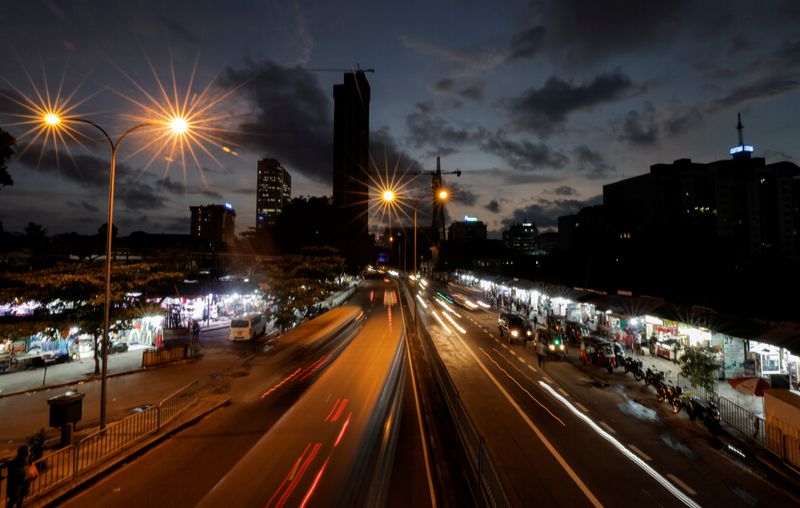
[48,391,85,446]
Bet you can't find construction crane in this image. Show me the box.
[408,156,462,242]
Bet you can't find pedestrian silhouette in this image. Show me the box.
[6,445,31,508]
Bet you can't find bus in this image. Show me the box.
[229,314,267,341]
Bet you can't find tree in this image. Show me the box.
[679,345,720,394]
[0,128,14,189]
[0,262,184,375]
[260,247,345,330]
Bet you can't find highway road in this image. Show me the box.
[425,280,800,507]
[58,280,435,507]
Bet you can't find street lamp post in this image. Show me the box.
[44,115,188,429]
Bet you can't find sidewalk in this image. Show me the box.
[630,348,765,415]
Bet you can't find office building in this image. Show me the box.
[448,216,487,242]
[190,203,236,246]
[503,222,539,255]
[332,71,371,236]
[256,158,291,230]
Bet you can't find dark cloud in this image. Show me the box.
[407,106,570,172]
[434,78,485,102]
[710,77,800,111]
[222,59,333,184]
[482,133,568,171]
[617,104,658,146]
[370,126,423,173]
[501,195,602,230]
[552,186,577,196]
[485,199,500,213]
[540,0,691,64]
[509,26,546,60]
[117,182,164,211]
[573,145,614,179]
[68,200,100,212]
[434,79,454,93]
[708,40,800,111]
[156,176,223,199]
[449,184,478,206]
[406,107,473,148]
[161,16,200,44]
[508,72,633,136]
[423,147,459,159]
[15,145,124,187]
[458,82,486,102]
[762,149,793,161]
[662,106,703,136]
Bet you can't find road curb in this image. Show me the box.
[38,395,232,507]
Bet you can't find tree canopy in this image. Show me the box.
[260,247,345,330]
[679,345,720,394]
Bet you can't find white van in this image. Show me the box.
[229,314,267,341]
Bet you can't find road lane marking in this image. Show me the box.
[494,338,500,343]
[527,365,538,372]
[518,357,525,363]
[405,337,438,507]
[629,445,652,462]
[468,347,597,505]
[666,474,697,496]
[501,343,508,349]
[558,388,569,397]
[509,350,516,356]
[538,382,701,508]
[598,421,616,434]
[573,402,589,413]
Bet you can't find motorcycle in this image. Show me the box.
[622,356,644,380]
[657,382,683,413]
[644,366,667,387]
[682,396,721,434]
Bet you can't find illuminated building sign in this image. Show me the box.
[464,215,478,222]
[522,223,532,227]
[729,144,754,155]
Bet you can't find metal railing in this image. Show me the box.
[403,283,511,508]
[717,396,764,443]
[76,408,159,474]
[675,374,717,404]
[764,424,800,474]
[27,446,75,499]
[142,344,191,367]
[158,380,199,427]
[0,379,200,507]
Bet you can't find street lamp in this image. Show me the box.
[41,112,191,429]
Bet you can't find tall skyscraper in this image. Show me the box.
[256,158,291,230]
[190,203,236,246]
[332,71,370,236]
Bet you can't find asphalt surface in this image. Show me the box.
[55,280,435,507]
[433,281,800,507]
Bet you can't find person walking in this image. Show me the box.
[6,445,32,508]
[535,339,547,367]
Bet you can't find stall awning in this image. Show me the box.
[756,323,800,356]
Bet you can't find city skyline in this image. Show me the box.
[0,1,798,238]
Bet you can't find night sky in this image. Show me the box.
[0,0,798,238]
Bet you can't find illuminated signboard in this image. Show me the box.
[464,215,478,222]
[729,145,754,155]
[522,223,532,227]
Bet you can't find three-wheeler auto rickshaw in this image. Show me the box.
[578,335,617,373]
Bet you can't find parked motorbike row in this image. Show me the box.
[619,358,721,434]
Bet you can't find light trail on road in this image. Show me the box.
[538,380,702,508]
[481,347,565,426]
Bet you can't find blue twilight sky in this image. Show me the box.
[0,0,798,238]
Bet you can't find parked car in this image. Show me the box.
[498,312,533,344]
[102,341,129,354]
